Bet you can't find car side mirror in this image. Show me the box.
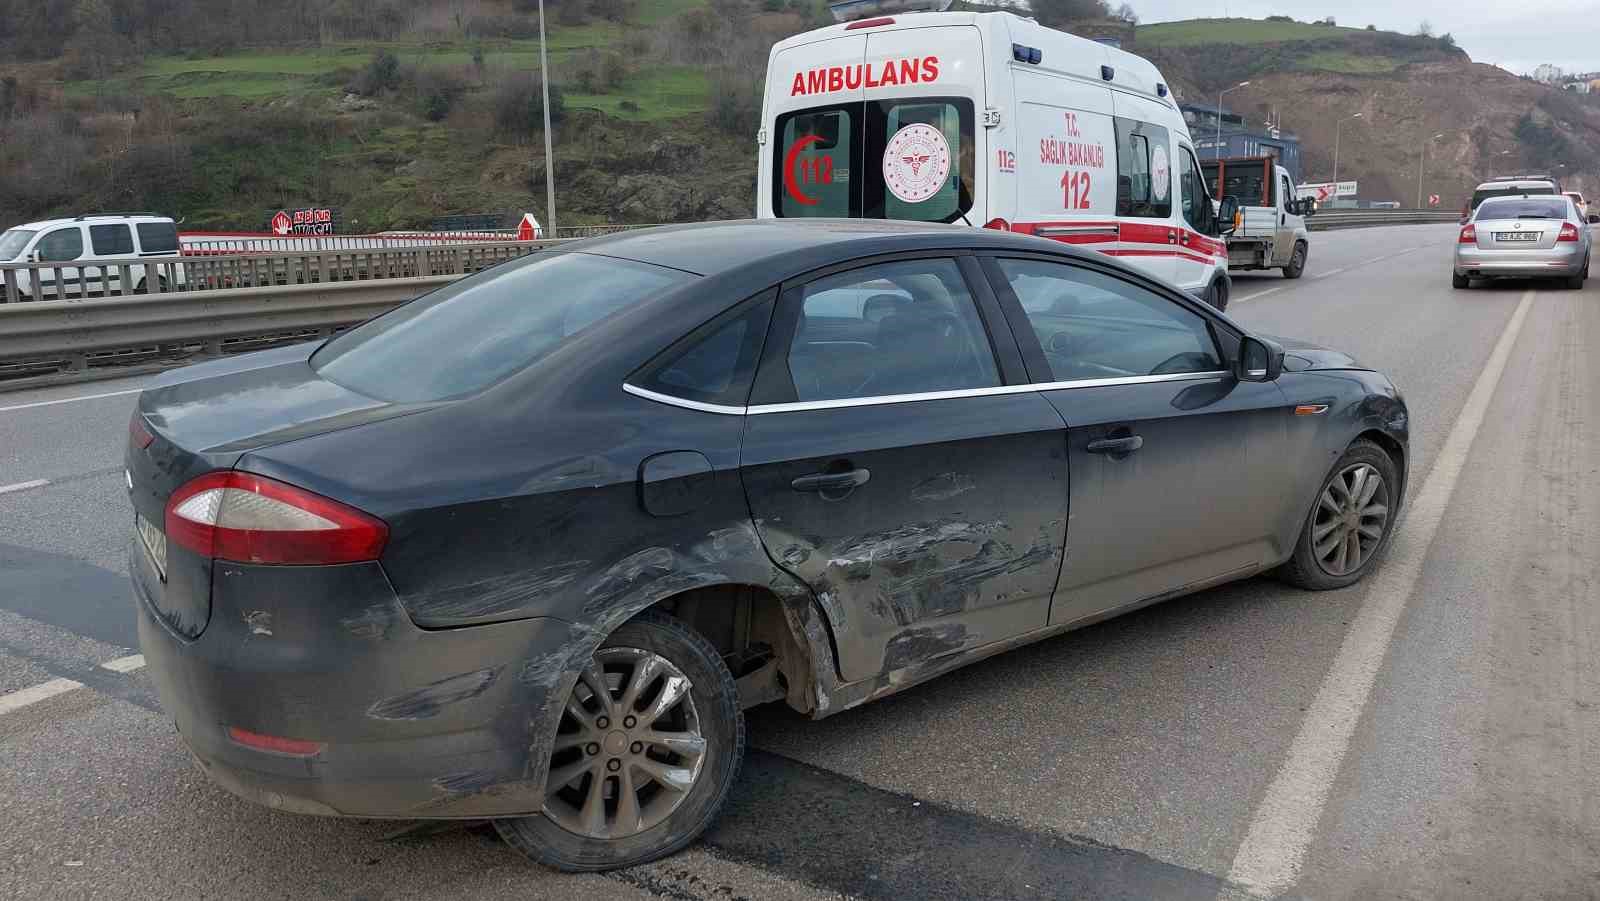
[1238,335,1285,382]
[1216,195,1240,234]
[26,250,40,263]
[1588,213,1599,225]
[1299,199,1317,217]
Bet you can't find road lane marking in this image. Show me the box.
[0,387,142,414]
[1239,245,1434,303]
[0,479,50,496]
[0,677,83,715]
[1234,286,1287,304]
[1226,287,1536,897]
[99,654,145,673]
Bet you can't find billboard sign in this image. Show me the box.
[1298,181,1358,202]
[267,207,338,236]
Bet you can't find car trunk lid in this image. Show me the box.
[1474,218,1560,250]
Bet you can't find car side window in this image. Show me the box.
[1179,146,1211,233]
[634,296,773,408]
[90,224,135,256]
[37,227,83,262]
[788,259,1000,402]
[137,222,180,254]
[1280,175,1295,212]
[995,258,1223,383]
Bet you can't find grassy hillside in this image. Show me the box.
[1138,18,1372,47]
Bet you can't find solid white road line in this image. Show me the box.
[0,479,50,496]
[0,677,84,716]
[0,387,142,414]
[99,654,145,673]
[1226,287,1536,897]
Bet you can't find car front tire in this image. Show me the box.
[495,609,745,872]
[1282,242,1307,279]
[1278,439,1400,591]
[1205,277,1230,311]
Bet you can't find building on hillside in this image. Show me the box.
[1532,63,1564,84]
[1563,80,1591,94]
[1180,104,1303,182]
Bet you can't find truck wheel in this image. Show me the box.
[1204,277,1229,312]
[1452,272,1470,290]
[1282,242,1307,279]
[494,609,745,872]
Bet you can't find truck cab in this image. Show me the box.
[1202,156,1311,279]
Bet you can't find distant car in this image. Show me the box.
[0,213,184,301]
[1454,195,1592,289]
[1563,191,1589,220]
[1463,178,1558,222]
[128,220,1409,872]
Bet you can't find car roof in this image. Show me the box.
[7,214,175,231]
[560,219,1100,278]
[1475,179,1555,190]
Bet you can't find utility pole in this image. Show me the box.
[1416,133,1444,209]
[1333,112,1362,188]
[1216,81,1250,160]
[537,0,557,236]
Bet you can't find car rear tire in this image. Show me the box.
[494,609,744,872]
[1205,277,1230,312]
[1564,274,1584,290]
[1277,440,1399,591]
[1451,272,1470,289]
[1282,242,1307,279]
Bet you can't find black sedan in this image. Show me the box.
[126,220,1408,871]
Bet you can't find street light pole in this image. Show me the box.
[537,0,557,235]
[1333,112,1362,189]
[1216,81,1250,160]
[1417,132,1444,209]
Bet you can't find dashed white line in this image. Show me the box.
[0,387,142,414]
[0,479,50,496]
[1226,287,1536,897]
[0,677,84,715]
[0,655,146,717]
[99,654,145,674]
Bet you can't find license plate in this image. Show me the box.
[137,513,167,581]
[1495,232,1538,242]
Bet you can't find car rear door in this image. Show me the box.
[740,254,1068,683]
[981,254,1292,626]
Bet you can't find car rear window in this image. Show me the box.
[1472,185,1555,209]
[1474,198,1569,220]
[90,224,136,256]
[136,222,180,254]
[313,252,694,403]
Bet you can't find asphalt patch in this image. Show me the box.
[706,749,1230,900]
[0,541,138,648]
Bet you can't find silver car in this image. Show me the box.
[1454,195,1594,289]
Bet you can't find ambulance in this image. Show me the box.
[756,1,1239,308]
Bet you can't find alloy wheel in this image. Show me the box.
[1312,462,1390,577]
[543,647,708,840]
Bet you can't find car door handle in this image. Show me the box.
[1086,436,1143,455]
[791,469,871,493]
[1167,230,1179,244]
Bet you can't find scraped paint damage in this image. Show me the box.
[367,667,501,721]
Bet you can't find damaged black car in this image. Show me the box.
[126,220,1408,870]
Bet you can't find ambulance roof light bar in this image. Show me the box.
[829,0,954,23]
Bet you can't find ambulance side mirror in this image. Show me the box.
[1216,196,1240,234]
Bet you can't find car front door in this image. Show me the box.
[982,254,1293,627]
[33,226,85,299]
[1273,171,1301,266]
[1175,144,1225,292]
[740,255,1069,683]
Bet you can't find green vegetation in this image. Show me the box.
[1298,51,1401,74]
[1138,18,1364,47]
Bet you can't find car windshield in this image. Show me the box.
[0,229,37,261]
[312,252,694,403]
[1475,198,1569,220]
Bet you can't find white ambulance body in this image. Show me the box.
[757,7,1234,307]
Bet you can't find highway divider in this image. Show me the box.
[1305,209,1461,231]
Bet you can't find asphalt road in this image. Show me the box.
[3,223,1597,900]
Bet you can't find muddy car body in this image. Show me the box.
[127,220,1409,870]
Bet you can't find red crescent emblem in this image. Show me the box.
[783,134,824,207]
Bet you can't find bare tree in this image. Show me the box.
[1114,2,1138,24]
[1417,20,1433,37]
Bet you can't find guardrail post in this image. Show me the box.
[65,352,87,372]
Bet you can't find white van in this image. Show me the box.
[0,213,184,301]
[756,3,1236,308]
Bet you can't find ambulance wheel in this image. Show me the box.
[1204,277,1230,312]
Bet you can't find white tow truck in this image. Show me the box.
[1200,156,1313,279]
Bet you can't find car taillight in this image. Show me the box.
[164,471,387,565]
[1458,224,1476,243]
[1558,222,1580,242]
[129,413,154,449]
[844,15,894,29]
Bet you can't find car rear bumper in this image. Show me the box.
[1454,244,1584,277]
[131,542,583,819]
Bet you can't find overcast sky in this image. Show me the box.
[1127,1,1598,76]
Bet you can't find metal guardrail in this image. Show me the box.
[1,239,566,304]
[1306,209,1461,231]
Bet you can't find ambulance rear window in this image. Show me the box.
[774,97,974,224]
